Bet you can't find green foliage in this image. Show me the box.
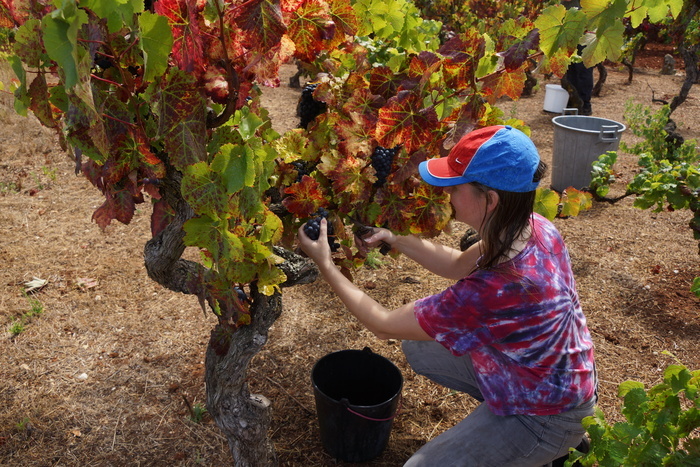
[570,358,700,466]
[592,102,700,296]
[590,151,619,198]
[190,402,207,424]
[9,293,44,336]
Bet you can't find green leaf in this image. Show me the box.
[8,54,29,116]
[234,106,265,141]
[692,277,700,298]
[139,11,174,82]
[82,0,143,33]
[211,144,251,194]
[181,161,227,217]
[535,5,587,57]
[582,21,625,67]
[534,188,560,220]
[183,215,221,259]
[41,7,88,89]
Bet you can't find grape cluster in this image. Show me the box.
[297,82,327,130]
[303,208,339,251]
[291,160,312,182]
[370,146,398,187]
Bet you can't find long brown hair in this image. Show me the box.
[472,160,547,270]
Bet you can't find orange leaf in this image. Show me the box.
[282,175,328,216]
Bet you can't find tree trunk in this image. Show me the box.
[204,287,282,466]
[669,0,700,114]
[143,161,319,465]
[670,43,699,113]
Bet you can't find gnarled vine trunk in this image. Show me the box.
[143,161,318,465]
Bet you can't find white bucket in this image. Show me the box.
[543,84,569,113]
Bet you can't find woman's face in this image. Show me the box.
[444,183,495,231]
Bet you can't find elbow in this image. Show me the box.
[372,329,394,340]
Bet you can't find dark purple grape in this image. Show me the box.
[370,146,398,187]
[297,82,327,130]
[303,208,339,251]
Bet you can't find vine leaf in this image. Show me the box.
[236,0,287,51]
[286,0,335,61]
[157,70,208,169]
[503,30,540,72]
[318,151,374,203]
[438,30,486,89]
[28,74,58,129]
[92,188,137,230]
[581,22,625,67]
[481,66,526,103]
[182,162,228,217]
[407,183,452,237]
[534,188,560,220]
[154,0,205,74]
[560,188,593,217]
[139,11,174,82]
[41,8,88,89]
[375,90,439,153]
[535,5,587,57]
[282,175,328,217]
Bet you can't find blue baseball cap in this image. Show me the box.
[419,125,540,192]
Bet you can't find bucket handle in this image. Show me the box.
[342,394,403,422]
[599,125,620,143]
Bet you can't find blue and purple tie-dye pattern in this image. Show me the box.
[414,213,596,416]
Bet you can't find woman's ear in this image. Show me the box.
[486,190,499,213]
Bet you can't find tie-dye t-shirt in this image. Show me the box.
[414,213,595,416]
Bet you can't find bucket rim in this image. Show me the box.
[552,115,626,133]
[311,348,403,409]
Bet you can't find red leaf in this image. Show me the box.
[438,31,486,90]
[502,30,540,72]
[408,51,441,79]
[375,91,439,153]
[233,0,287,51]
[286,0,335,61]
[318,152,374,203]
[155,0,206,75]
[282,175,328,216]
[151,198,175,237]
[481,67,527,103]
[28,73,59,129]
[369,66,406,100]
[91,188,136,230]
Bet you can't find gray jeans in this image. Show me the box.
[402,340,596,467]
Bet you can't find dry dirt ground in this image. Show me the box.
[1,45,699,466]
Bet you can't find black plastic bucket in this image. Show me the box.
[311,347,403,463]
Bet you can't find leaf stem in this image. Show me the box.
[91,73,124,88]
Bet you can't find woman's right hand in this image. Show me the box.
[355,227,397,256]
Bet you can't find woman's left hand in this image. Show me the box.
[298,218,333,266]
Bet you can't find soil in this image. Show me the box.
[1,44,699,466]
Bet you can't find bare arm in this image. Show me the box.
[299,220,432,341]
[362,228,483,280]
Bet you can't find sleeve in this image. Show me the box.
[414,278,497,356]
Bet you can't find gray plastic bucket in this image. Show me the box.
[551,115,626,192]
